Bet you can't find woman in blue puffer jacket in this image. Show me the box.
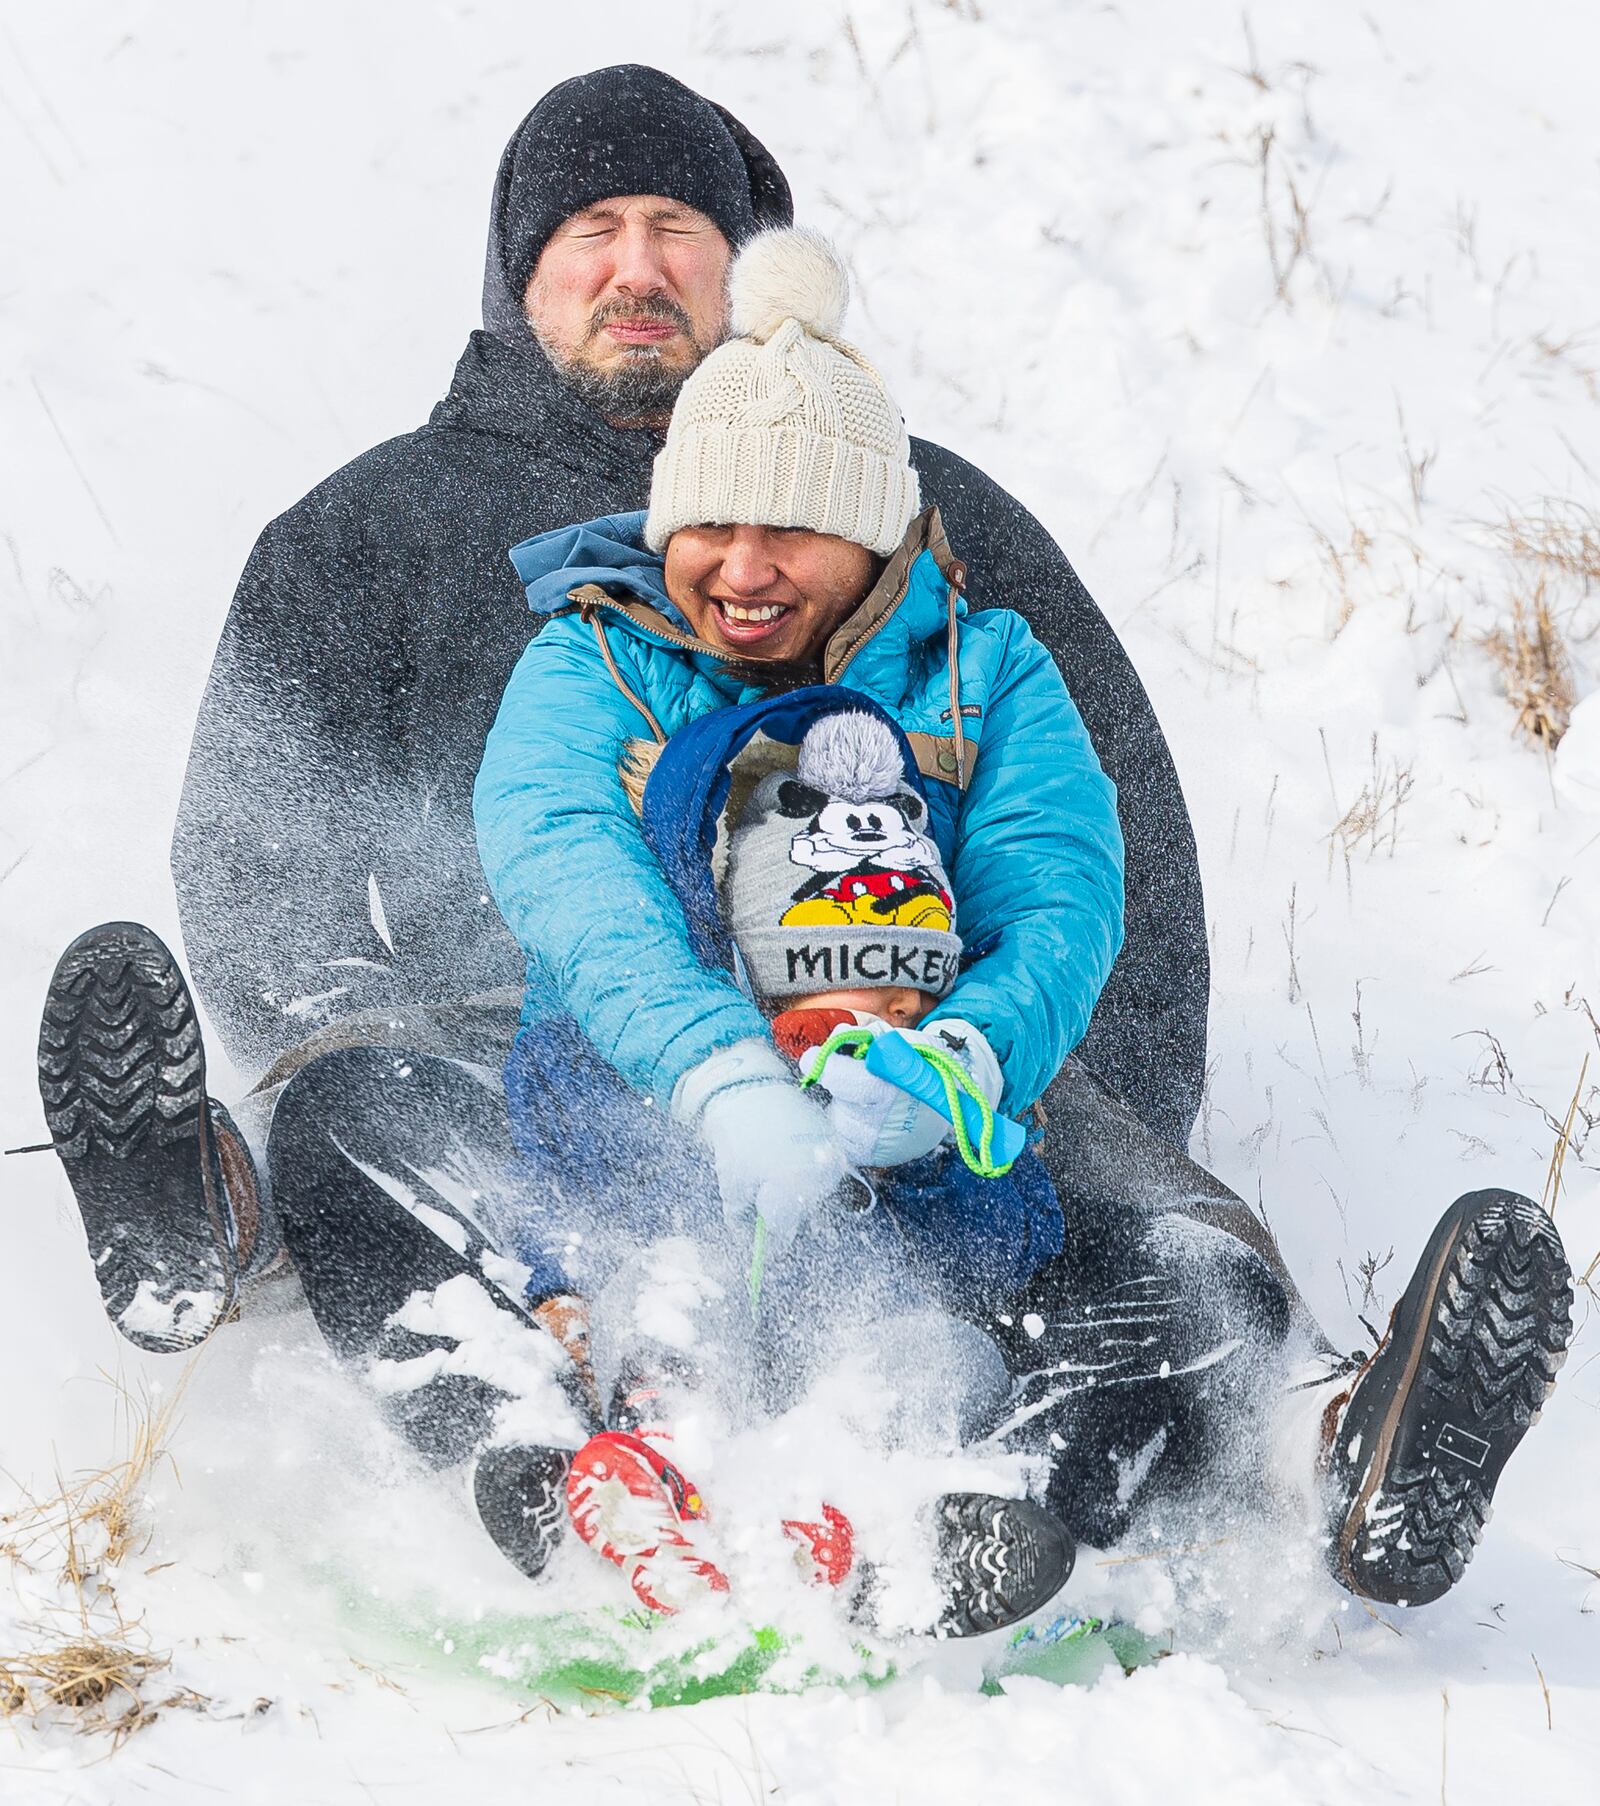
[475,233,1574,1636]
[474,228,1124,1267]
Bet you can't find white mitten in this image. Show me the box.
[801,1019,1002,1169]
[673,1039,847,1255]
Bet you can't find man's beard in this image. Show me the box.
[535,294,710,424]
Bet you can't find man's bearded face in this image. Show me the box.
[524,196,730,426]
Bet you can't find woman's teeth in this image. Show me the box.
[721,603,787,623]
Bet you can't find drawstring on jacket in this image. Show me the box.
[946,559,968,792]
[583,604,667,745]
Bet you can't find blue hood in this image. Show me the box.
[509,508,967,674]
[508,509,688,625]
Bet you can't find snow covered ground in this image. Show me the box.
[3,1,1597,1799]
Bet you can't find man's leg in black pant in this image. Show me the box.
[1037,1058,1334,1353]
[989,1202,1295,1549]
[267,1044,558,1467]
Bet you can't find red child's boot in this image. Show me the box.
[783,1503,856,1588]
[564,1427,731,1614]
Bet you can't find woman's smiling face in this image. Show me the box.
[663,524,877,664]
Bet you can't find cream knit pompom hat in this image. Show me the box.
[644,229,920,557]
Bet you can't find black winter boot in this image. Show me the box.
[472,1444,575,1583]
[931,1492,1076,1637]
[36,921,268,1353]
[1324,1190,1572,1606]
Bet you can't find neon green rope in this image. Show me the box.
[915,1042,1014,1177]
[798,1028,1015,1179]
[797,1026,876,1071]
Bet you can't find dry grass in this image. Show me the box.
[1480,577,1577,748]
[1254,122,1315,306]
[1541,1055,1591,1216]
[0,1371,189,1746]
[1461,1028,1598,1180]
[1325,731,1415,868]
[1307,510,1374,637]
[3,1373,185,1581]
[1479,499,1598,749]
[0,1634,171,1746]
[1497,500,1600,585]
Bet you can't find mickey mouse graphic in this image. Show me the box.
[772,778,955,933]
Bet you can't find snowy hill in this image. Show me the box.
[3,2,1597,1800]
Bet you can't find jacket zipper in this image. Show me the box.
[574,592,744,665]
[827,585,909,684]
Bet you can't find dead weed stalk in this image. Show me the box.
[1326,731,1415,869]
[1480,577,1576,749]
[3,1371,185,1582]
[0,1633,171,1747]
[1497,501,1600,588]
[1541,1054,1591,1215]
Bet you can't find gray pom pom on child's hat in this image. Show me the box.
[722,711,962,1003]
[644,230,921,557]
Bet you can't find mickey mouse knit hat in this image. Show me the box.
[644,230,921,557]
[723,712,961,1002]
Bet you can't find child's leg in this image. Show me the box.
[565,1231,757,1614]
[875,1145,1064,1324]
[497,1015,716,1305]
[830,1305,1011,1451]
[580,1197,1010,1447]
[584,1232,757,1428]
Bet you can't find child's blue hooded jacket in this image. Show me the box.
[474,507,1125,1116]
[498,686,1075,1312]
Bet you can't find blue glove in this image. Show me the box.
[673,1039,847,1255]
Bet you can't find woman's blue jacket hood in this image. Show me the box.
[477,508,1125,1115]
[511,511,679,621]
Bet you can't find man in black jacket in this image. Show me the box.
[39,61,1212,1383]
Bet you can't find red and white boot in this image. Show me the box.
[783,1504,856,1589]
[564,1430,861,1611]
[565,1427,730,1614]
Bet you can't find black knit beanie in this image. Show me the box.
[481,65,793,345]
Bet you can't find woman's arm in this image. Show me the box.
[939,611,1126,1115]
[474,621,767,1104]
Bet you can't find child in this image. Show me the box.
[720,704,1062,1297]
[497,693,1072,1630]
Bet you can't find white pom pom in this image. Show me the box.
[798,712,905,804]
[729,228,850,342]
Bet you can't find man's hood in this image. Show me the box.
[429,332,664,474]
[480,66,793,348]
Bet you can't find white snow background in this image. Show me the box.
[3,1,1598,1800]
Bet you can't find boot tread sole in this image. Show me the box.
[1333,1192,1571,1606]
[37,922,236,1354]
